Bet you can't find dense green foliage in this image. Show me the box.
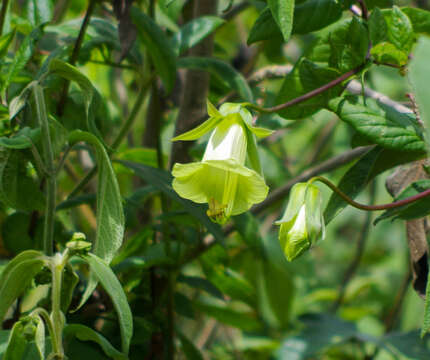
[2,0,430,359]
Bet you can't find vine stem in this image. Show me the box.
[34,84,56,256]
[311,176,430,211]
[242,64,365,114]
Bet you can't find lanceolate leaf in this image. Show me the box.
[0,127,41,149]
[69,131,124,264]
[64,324,127,360]
[81,254,133,355]
[172,16,225,56]
[0,250,45,322]
[172,116,223,141]
[267,0,295,42]
[130,6,177,93]
[177,57,253,102]
[328,96,426,152]
[69,131,124,310]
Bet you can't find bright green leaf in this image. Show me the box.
[267,0,295,42]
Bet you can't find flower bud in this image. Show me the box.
[275,182,325,261]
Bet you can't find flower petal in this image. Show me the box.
[275,182,307,225]
[305,184,324,244]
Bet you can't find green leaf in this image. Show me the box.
[172,116,223,141]
[194,302,261,331]
[370,42,409,66]
[63,324,127,360]
[328,96,426,152]
[2,27,43,93]
[4,317,42,360]
[81,254,133,355]
[172,16,225,56]
[177,57,253,102]
[324,147,382,224]
[324,146,426,223]
[328,17,369,72]
[177,275,224,300]
[275,58,342,119]
[384,6,414,53]
[248,1,342,45]
[0,250,45,322]
[374,180,430,224]
[26,0,52,26]
[61,264,79,313]
[267,0,295,42]
[69,131,124,310]
[0,149,45,211]
[131,7,177,93]
[402,7,430,35]
[384,331,430,358]
[369,7,388,45]
[0,30,15,59]
[0,127,41,149]
[118,161,224,243]
[293,0,342,34]
[409,36,430,152]
[233,213,265,255]
[68,131,124,264]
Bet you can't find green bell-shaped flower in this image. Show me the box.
[275,182,325,261]
[172,101,270,224]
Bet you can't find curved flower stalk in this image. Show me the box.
[172,101,272,224]
[275,182,325,261]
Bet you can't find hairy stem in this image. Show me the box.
[312,176,430,211]
[33,84,56,256]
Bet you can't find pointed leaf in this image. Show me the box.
[0,127,41,149]
[172,16,225,56]
[172,116,223,141]
[81,254,133,354]
[207,99,221,117]
[64,324,127,360]
[267,0,295,42]
[0,250,45,322]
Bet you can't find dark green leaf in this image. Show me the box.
[131,7,177,93]
[292,0,342,34]
[0,149,45,211]
[26,0,52,26]
[4,317,42,360]
[383,331,430,358]
[369,7,387,45]
[0,250,45,322]
[177,57,253,102]
[0,127,41,149]
[81,254,133,355]
[172,16,225,56]
[328,96,425,152]
[375,180,430,224]
[233,212,265,255]
[275,58,342,119]
[247,7,280,45]
[384,6,414,53]
[118,161,224,243]
[61,264,79,313]
[328,17,369,72]
[2,212,34,255]
[0,30,15,59]
[177,275,224,300]
[267,0,295,42]
[63,324,127,360]
[402,7,430,35]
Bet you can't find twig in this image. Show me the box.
[56,0,96,116]
[357,0,369,20]
[244,64,365,114]
[332,182,376,311]
[0,0,9,36]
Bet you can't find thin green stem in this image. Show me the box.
[311,176,430,211]
[242,64,365,114]
[67,77,151,199]
[31,308,58,355]
[33,84,56,256]
[0,0,9,36]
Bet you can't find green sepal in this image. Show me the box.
[171,115,223,141]
[245,127,263,176]
[207,99,221,117]
[305,183,325,244]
